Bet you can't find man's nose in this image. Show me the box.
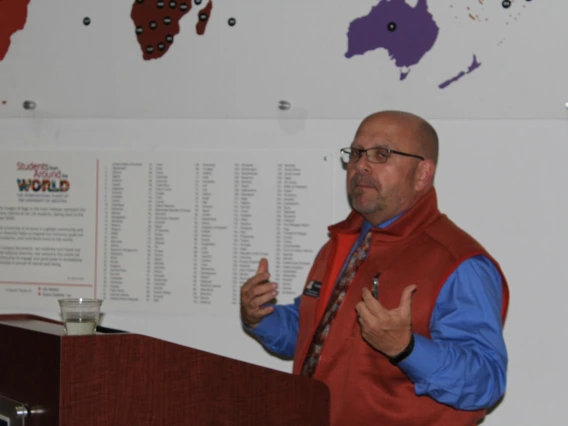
[354,152,372,172]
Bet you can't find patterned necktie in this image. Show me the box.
[301,230,372,378]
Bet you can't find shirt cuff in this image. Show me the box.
[398,333,444,383]
[242,310,282,340]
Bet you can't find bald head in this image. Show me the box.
[347,110,439,224]
[359,111,439,165]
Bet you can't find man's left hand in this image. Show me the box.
[355,285,416,358]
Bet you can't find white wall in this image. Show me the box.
[1,117,567,425]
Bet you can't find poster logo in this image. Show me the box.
[16,161,70,192]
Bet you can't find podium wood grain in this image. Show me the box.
[0,314,329,426]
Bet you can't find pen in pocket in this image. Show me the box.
[372,272,381,298]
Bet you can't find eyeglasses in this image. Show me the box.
[340,147,424,164]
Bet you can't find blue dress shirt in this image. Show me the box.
[249,217,507,410]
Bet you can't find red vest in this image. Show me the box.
[292,188,509,426]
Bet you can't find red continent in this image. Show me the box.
[131,0,214,61]
[0,0,30,61]
[196,0,213,36]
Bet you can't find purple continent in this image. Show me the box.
[345,0,439,80]
[438,54,482,89]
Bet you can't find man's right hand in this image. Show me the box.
[240,258,278,329]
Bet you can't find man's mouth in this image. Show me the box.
[352,177,376,190]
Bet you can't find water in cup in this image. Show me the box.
[58,298,103,335]
[64,319,97,335]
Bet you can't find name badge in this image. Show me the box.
[303,280,321,298]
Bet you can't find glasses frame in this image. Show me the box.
[340,147,425,164]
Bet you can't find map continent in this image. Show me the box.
[131,0,213,61]
[0,0,30,61]
[346,0,439,81]
[345,0,534,89]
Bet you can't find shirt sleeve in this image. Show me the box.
[243,295,301,358]
[398,255,508,410]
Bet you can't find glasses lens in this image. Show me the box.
[368,148,389,163]
[340,149,356,163]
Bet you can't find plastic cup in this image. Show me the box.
[58,298,103,335]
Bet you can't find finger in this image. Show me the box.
[241,281,276,305]
[361,287,386,315]
[242,258,270,294]
[257,258,269,274]
[241,269,271,293]
[248,288,278,310]
[398,284,417,316]
[249,281,277,298]
[252,305,275,319]
[355,300,373,322]
[242,304,275,328]
[356,313,365,327]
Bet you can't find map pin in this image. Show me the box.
[23,101,36,110]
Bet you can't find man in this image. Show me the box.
[241,111,509,425]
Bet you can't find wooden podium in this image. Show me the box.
[0,314,330,426]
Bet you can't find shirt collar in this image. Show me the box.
[363,211,405,232]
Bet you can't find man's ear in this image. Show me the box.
[414,159,436,192]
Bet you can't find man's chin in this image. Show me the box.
[351,200,379,215]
